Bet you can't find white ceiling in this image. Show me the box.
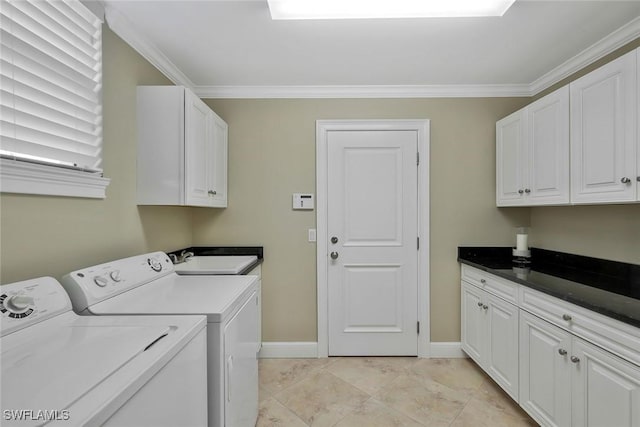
[103,0,640,97]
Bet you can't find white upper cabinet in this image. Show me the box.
[570,49,637,204]
[497,86,570,206]
[137,86,228,208]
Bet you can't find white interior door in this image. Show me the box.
[326,129,418,356]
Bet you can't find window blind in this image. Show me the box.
[0,0,103,173]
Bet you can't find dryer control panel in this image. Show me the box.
[60,252,174,312]
[1,277,72,337]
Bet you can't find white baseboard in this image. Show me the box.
[259,342,318,358]
[429,342,467,358]
[258,341,466,358]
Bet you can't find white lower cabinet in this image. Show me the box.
[462,265,640,427]
[520,310,640,427]
[461,280,519,400]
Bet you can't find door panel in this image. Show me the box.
[486,293,519,401]
[572,338,640,427]
[496,110,526,206]
[528,86,570,204]
[461,281,485,364]
[570,51,637,203]
[519,311,572,427]
[327,130,418,356]
[185,91,212,206]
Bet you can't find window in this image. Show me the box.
[0,0,109,198]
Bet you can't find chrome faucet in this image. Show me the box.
[169,250,195,264]
[180,250,194,262]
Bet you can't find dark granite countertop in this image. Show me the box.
[458,247,640,328]
[168,246,263,275]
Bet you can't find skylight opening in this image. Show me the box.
[267,0,517,20]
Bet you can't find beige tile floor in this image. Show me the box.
[258,357,538,427]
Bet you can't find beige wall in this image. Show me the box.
[530,206,640,264]
[196,98,530,343]
[0,27,192,283]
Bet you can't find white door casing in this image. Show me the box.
[316,120,430,358]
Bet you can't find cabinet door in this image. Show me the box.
[571,338,640,427]
[485,293,519,401]
[497,110,527,206]
[570,51,637,204]
[519,310,572,427]
[637,47,640,201]
[527,86,570,205]
[185,91,213,206]
[461,281,486,365]
[209,113,228,207]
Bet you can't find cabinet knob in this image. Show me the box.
[518,189,524,194]
[558,348,567,356]
[208,190,217,195]
[480,279,486,284]
[331,236,339,244]
[621,177,631,184]
[330,252,339,260]
[477,301,484,307]
[562,314,572,321]
[524,188,531,194]
[637,176,640,182]
[482,305,488,310]
[570,356,580,364]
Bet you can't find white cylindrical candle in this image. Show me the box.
[516,233,528,251]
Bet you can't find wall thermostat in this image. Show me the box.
[293,193,314,210]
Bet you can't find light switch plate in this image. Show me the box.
[293,193,314,210]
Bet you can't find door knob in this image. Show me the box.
[621,177,631,184]
[330,252,339,260]
[331,236,338,244]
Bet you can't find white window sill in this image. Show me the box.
[0,158,111,199]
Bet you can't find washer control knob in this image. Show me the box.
[5,295,34,312]
[94,276,109,287]
[148,258,163,272]
[109,270,122,282]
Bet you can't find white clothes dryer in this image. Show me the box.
[61,252,259,427]
[0,276,208,427]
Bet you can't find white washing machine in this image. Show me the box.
[0,276,208,427]
[60,252,259,427]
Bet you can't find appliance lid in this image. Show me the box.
[1,324,169,425]
[87,274,258,322]
[173,255,258,275]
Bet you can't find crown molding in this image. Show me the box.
[529,16,640,95]
[104,4,195,91]
[194,84,532,99]
[104,4,638,99]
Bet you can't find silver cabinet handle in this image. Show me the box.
[621,177,631,184]
[562,314,572,321]
[482,305,488,310]
[524,188,531,194]
[330,252,339,260]
[570,356,580,364]
[480,279,486,284]
[477,302,484,307]
[558,348,567,356]
[331,236,339,244]
[518,189,524,194]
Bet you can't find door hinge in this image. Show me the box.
[417,236,420,250]
[417,321,420,335]
[416,152,420,166]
